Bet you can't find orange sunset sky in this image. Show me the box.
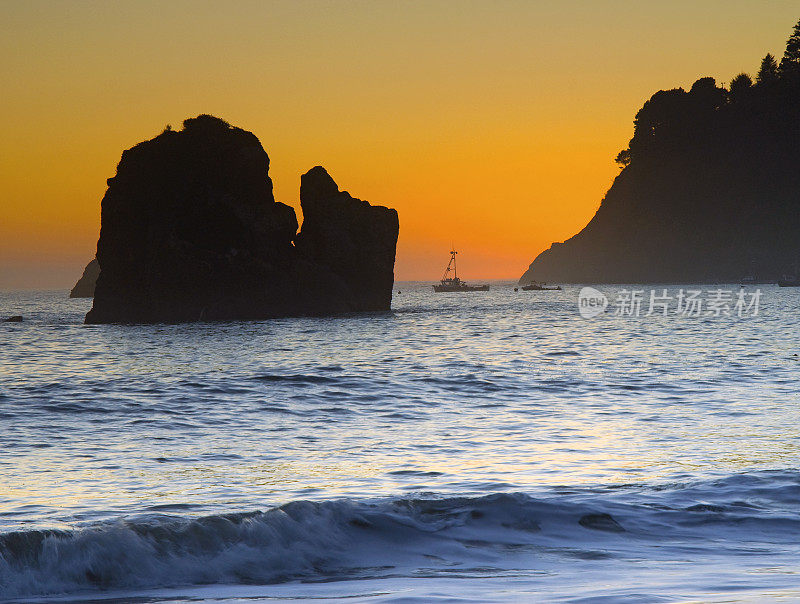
[2,1,799,289]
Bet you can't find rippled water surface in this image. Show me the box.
[1,283,799,602]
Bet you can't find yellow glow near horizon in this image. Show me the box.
[1,1,798,288]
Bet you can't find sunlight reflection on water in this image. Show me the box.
[0,283,799,530]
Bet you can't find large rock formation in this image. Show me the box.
[521,27,800,284]
[86,115,398,323]
[69,258,100,298]
[296,167,398,311]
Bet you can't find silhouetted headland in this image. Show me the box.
[69,258,99,298]
[521,20,800,284]
[85,115,398,324]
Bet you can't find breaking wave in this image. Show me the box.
[3,470,800,600]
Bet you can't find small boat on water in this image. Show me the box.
[433,249,489,292]
[521,281,561,291]
[777,260,799,286]
[739,275,772,285]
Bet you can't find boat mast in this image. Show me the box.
[442,249,458,281]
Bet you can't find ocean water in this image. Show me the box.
[1,282,799,603]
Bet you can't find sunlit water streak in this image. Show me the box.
[0,283,799,602]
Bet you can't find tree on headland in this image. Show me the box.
[779,19,800,82]
[688,76,726,110]
[729,72,752,101]
[605,19,800,173]
[756,53,779,85]
[781,19,800,65]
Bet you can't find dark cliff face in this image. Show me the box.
[521,41,800,284]
[296,167,399,311]
[69,258,100,298]
[86,116,398,323]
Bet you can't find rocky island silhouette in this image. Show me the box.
[84,115,398,323]
[69,258,99,298]
[521,20,800,284]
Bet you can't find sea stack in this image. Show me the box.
[69,258,100,298]
[85,115,398,323]
[296,166,398,312]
